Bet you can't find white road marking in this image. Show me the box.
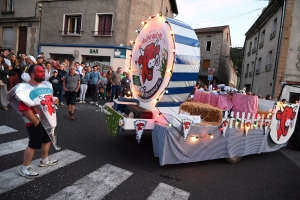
[0,149,85,194]
[147,183,190,200]
[0,125,18,135]
[0,138,28,156]
[47,164,133,200]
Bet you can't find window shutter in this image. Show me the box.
[98,15,105,35]
[104,15,112,35]
[76,16,81,34]
[64,16,69,34]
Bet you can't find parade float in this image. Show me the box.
[102,14,299,165]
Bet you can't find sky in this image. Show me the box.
[175,0,269,47]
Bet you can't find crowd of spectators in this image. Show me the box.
[0,47,132,112]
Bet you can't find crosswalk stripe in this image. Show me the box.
[0,149,85,195]
[147,183,190,200]
[0,125,18,135]
[0,138,28,156]
[47,164,133,200]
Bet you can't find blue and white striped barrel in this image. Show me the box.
[131,15,200,119]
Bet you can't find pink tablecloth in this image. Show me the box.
[194,91,233,111]
[231,93,258,116]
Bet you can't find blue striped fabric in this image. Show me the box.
[156,102,183,107]
[166,17,193,30]
[170,72,198,81]
[175,55,200,65]
[174,34,200,47]
[165,86,194,95]
[152,124,287,166]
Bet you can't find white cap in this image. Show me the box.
[27,55,36,63]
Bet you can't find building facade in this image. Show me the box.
[241,0,300,100]
[39,0,178,72]
[0,0,41,55]
[195,25,237,88]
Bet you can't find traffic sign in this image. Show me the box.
[208,68,215,74]
[208,75,213,81]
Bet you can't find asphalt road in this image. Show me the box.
[1,97,300,200]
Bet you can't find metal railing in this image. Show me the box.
[259,41,264,49]
[265,64,272,71]
[270,31,276,40]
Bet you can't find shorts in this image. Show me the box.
[65,91,77,105]
[26,123,51,149]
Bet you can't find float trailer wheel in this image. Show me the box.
[226,156,242,164]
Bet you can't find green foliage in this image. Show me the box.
[158,49,168,78]
[230,47,243,76]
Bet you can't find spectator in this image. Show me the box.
[63,65,80,120]
[86,66,92,97]
[36,55,44,65]
[51,60,59,70]
[57,63,67,105]
[40,52,45,59]
[19,52,27,74]
[44,61,52,81]
[121,72,131,97]
[8,54,21,90]
[265,94,272,100]
[100,72,108,100]
[48,70,60,98]
[79,67,90,103]
[110,67,122,101]
[89,66,101,106]
[0,55,9,110]
[106,69,113,99]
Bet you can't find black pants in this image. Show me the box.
[91,84,99,102]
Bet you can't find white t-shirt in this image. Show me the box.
[45,68,51,81]
[4,58,11,66]
[77,65,83,74]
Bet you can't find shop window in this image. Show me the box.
[2,27,14,49]
[96,14,113,36]
[63,14,82,35]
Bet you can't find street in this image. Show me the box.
[1,98,300,200]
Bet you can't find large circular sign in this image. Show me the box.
[131,16,174,103]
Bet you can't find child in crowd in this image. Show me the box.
[48,70,60,98]
[100,72,108,100]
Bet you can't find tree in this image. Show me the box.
[230,47,243,76]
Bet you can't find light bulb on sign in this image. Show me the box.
[172,49,175,53]
[141,21,145,25]
[170,31,174,35]
[165,90,169,94]
[210,135,214,139]
[168,124,172,127]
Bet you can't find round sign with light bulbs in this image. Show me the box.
[131,15,174,104]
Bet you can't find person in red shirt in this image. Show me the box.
[19,65,58,179]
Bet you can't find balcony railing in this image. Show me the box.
[252,47,257,54]
[249,71,253,77]
[247,51,251,56]
[259,41,264,49]
[270,31,276,40]
[244,73,248,78]
[255,68,260,74]
[265,64,272,71]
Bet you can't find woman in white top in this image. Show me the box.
[44,61,52,81]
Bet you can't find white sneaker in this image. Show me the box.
[78,101,82,103]
[82,101,86,103]
[19,167,39,179]
[59,102,64,106]
[39,158,58,167]
[55,105,58,109]
[95,103,98,106]
[90,101,95,104]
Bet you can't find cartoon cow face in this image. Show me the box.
[276,106,296,140]
[40,95,55,116]
[137,41,160,83]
